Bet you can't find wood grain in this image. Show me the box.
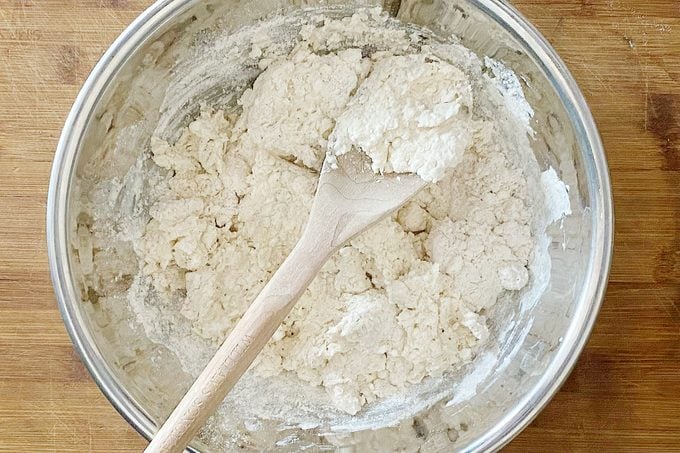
[0,0,678,451]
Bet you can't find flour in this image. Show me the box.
[78,7,562,448]
[237,47,370,170]
[329,53,473,182]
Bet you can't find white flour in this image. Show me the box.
[329,53,473,182]
[76,7,569,450]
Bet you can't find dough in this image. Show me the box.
[136,33,535,415]
[329,53,473,182]
[80,9,541,423]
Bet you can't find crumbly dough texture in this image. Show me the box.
[131,19,535,417]
[329,53,473,182]
[80,9,538,422]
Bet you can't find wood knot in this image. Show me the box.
[68,348,91,382]
[102,0,127,7]
[56,45,81,85]
[646,93,680,171]
[653,240,680,284]
[579,0,596,16]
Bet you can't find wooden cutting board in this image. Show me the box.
[0,1,678,451]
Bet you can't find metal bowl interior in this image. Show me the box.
[47,0,613,451]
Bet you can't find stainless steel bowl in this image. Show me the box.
[47,0,613,451]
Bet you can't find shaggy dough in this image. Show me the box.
[134,29,535,414]
[329,53,473,182]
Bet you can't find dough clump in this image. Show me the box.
[80,10,538,418]
[140,46,533,415]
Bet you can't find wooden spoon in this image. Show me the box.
[145,151,426,453]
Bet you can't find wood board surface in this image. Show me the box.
[0,0,678,451]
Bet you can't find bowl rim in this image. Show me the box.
[46,0,613,451]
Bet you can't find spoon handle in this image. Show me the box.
[145,236,332,453]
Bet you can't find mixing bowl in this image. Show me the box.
[47,0,613,451]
